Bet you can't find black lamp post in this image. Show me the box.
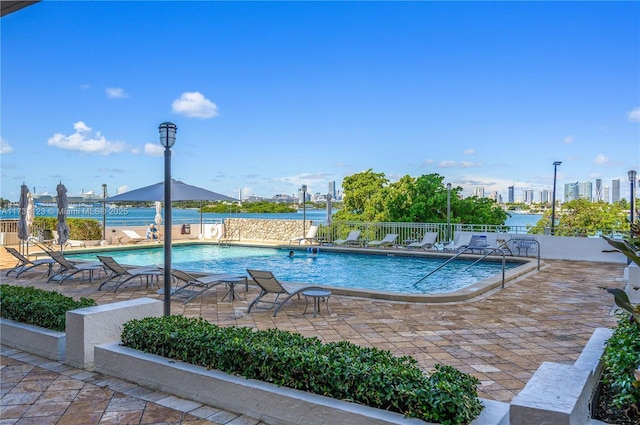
[629,170,637,225]
[102,184,107,243]
[446,183,451,242]
[551,161,562,235]
[301,184,307,237]
[159,122,177,316]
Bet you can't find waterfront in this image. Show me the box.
[0,206,542,228]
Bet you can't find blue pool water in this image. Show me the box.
[69,245,519,295]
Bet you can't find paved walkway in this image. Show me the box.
[0,246,626,424]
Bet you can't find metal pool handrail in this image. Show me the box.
[413,246,507,289]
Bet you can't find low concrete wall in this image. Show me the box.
[509,327,613,425]
[0,319,65,361]
[65,297,163,368]
[534,235,626,263]
[94,342,509,425]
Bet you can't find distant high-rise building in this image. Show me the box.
[523,190,535,204]
[604,186,610,203]
[612,179,621,202]
[489,191,500,202]
[473,186,485,198]
[595,179,602,201]
[540,190,551,204]
[578,182,593,201]
[328,181,336,199]
[508,186,515,203]
[564,182,579,202]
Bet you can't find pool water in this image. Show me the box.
[69,245,518,295]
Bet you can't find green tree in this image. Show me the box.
[334,170,508,225]
[529,199,628,236]
[333,169,388,221]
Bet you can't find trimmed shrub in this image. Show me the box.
[122,316,482,424]
[0,284,97,331]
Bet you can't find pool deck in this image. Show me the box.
[0,242,626,424]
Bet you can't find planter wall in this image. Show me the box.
[94,342,509,425]
[510,327,613,425]
[0,319,65,361]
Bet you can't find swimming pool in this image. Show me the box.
[68,244,524,296]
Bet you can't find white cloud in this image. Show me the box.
[116,185,128,195]
[47,122,127,154]
[460,161,483,168]
[564,135,574,143]
[463,149,475,155]
[143,143,164,156]
[628,107,640,122]
[0,138,13,154]
[593,154,609,165]
[439,160,457,168]
[172,92,218,118]
[105,87,129,98]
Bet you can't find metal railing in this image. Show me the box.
[413,246,508,289]
[315,221,630,244]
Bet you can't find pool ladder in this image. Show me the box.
[413,245,508,289]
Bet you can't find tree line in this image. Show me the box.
[333,170,508,225]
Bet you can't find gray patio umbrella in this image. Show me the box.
[17,184,29,253]
[107,179,238,236]
[56,182,70,251]
[106,179,237,202]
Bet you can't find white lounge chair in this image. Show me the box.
[407,232,438,250]
[442,232,473,252]
[290,225,320,245]
[121,230,146,244]
[367,233,398,248]
[333,230,361,246]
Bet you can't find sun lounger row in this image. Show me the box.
[329,230,439,250]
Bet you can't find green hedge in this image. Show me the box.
[600,313,640,409]
[0,284,97,332]
[33,217,102,240]
[121,316,482,424]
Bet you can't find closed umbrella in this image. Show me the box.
[154,201,163,225]
[56,183,70,251]
[26,192,34,256]
[17,184,29,253]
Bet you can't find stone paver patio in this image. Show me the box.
[0,245,626,424]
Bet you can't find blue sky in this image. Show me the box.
[1,1,639,202]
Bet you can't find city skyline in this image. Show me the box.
[1,2,638,202]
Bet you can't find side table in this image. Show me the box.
[302,289,331,318]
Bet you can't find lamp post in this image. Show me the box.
[551,161,562,235]
[159,122,177,316]
[301,184,307,237]
[101,184,107,243]
[446,183,451,242]
[629,170,637,225]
